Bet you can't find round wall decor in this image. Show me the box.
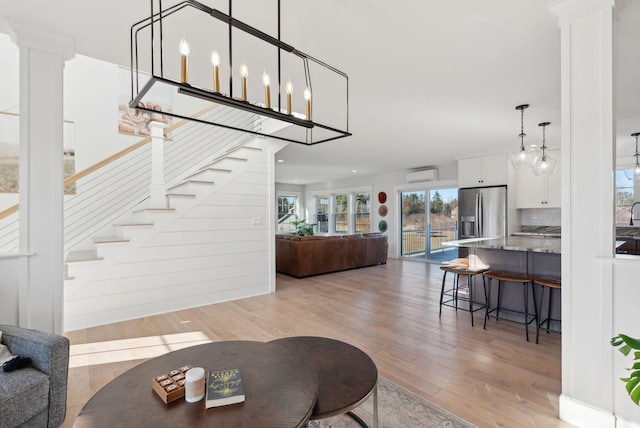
[378,205,388,217]
[378,220,388,233]
[377,192,387,204]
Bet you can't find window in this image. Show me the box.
[334,194,348,234]
[355,192,371,233]
[277,195,299,233]
[316,195,329,233]
[314,190,371,234]
[616,169,634,224]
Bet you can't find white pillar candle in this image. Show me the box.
[184,367,205,403]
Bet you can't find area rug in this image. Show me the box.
[309,376,476,428]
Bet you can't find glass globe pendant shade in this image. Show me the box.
[509,144,539,168]
[532,154,557,176]
[624,133,640,180]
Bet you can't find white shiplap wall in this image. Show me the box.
[64,138,284,331]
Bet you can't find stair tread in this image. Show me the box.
[93,236,129,244]
[132,208,176,213]
[222,156,248,161]
[166,193,196,197]
[202,167,232,173]
[240,146,262,151]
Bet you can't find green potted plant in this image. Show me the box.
[611,334,640,405]
[291,219,315,236]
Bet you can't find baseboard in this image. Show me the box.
[559,395,615,428]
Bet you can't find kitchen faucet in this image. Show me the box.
[630,202,640,226]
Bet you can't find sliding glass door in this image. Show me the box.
[400,188,458,261]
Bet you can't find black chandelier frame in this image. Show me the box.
[129,0,351,145]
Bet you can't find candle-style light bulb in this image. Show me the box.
[263,71,271,109]
[303,88,312,121]
[179,38,190,83]
[240,63,249,101]
[210,50,220,92]
[285,80,293,115]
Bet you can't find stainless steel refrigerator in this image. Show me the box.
[458,185,507,241]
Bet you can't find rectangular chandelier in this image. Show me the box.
[129,0,351,145]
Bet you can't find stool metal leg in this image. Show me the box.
[483,277,491,329]
[439,271,447,317]
[523,281,529,342]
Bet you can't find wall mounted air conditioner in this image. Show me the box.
[406,169,438,183]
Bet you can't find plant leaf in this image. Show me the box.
[631,382,640,405]
[619,334,640,350]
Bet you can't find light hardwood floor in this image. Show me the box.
[62,259,572,427]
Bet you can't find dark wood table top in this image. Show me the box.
[74,341,318,428]
[270,336,378,420]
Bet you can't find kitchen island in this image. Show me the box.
[442,235,561,329]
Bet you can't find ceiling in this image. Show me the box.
[0,0,638,185]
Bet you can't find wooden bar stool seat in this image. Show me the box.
[439,262,488,327]
[483,270,537,342]
[533,277,561,344]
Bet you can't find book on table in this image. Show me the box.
[206,368,245,408]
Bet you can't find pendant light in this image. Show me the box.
[509,104,540,168]
[532,122,557,176]
[623,132,640,180]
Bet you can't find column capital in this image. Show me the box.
[4,17,75,61]
[547,0,614,25]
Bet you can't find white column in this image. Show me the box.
[149,122,167,208]
[547,1,617,427]
[7,19,75,334]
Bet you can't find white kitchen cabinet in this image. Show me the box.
[458,153,508,187]
[516,149,561,208]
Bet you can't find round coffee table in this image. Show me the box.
[74,341,318,428]
[270,336,378,428]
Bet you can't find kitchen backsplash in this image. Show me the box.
[519,208,561,227]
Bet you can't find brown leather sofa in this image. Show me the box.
[275,233,388,278]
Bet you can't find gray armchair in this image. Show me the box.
[0,325,70,427]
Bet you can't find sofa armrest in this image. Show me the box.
[1,325,70,427]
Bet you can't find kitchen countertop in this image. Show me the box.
[443,235,561,254]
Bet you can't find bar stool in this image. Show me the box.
[483,270,537,341]
[439,259,488,327]
[533,277,561,344]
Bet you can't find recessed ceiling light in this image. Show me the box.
[277,159,285,163]
[352,170,358,173]
[293,179,298,183]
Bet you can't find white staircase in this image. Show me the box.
[62,140,277,331]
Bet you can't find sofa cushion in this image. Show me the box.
[0,367,49,427]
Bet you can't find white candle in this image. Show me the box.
[184,367,205,403]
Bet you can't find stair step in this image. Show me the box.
[114,223,154,228]
[166,193,196,198]
[223,156,248,161]
[240,146,262,151]
[66,250,103,263]
[200,167,232,173]
[93,236,130,244]
[132,207,176,214]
